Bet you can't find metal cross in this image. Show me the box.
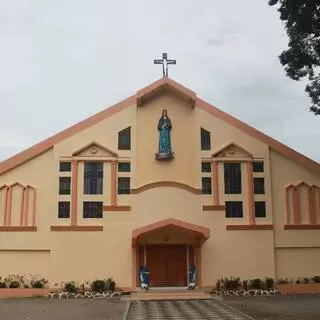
[154,53,176,77]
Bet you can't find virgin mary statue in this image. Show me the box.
[156,109,174,160]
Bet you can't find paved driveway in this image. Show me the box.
[126,299,253,320]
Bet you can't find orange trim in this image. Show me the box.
[308,186,316,224]
[212,142,253,158]
[20,188,25,226]
[212,161,219,205]
[110,161,117,206]
[2,187,8,226]
[71,160,78,226]
[0,226,37,232]
[132,246,137,289]
[293,187,300,224]
[72,141,118,157]
[131,181,201,195]
[50,225,103,231]
[0,77,319,176]
[6,187,12,226]
[284,224,320,230]
[226,224,273,230]
[247,160,255,225]
[202,205,225,211]
[103,205,131,211]
[284,187,290,225]
[132,218,210,246]
[24,188,29,226]
[31,188,36,226]
[137,77,196,107]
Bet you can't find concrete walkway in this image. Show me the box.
[126,299,253,320]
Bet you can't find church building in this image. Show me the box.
[0,61,320,291]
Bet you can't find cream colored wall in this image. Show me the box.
[1,88,319,287]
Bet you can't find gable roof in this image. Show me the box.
[0,77,319,175]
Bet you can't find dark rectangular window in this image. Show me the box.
[254,177,265,194]
[58,201,70,219]
[83,202,103,218]
[118,127,131,150]
[225,201,243,218]
[224,163,242,194]
[202,177,212,194]
[255,201,266,218]
[201,162,211,173]
[253,161,264,172]
[200,128,211,150]
[59,161,71,172]
[84,162,103,194]
[118,177,130,194]
[59,177,71,195]
[118,162,131,172]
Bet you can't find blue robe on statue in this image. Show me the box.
[157,109,173,159]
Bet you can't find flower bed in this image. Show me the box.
[0,288,50,298]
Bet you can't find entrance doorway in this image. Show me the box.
[146,245,187,287]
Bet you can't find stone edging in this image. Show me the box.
[212,289,281,297]
[46,290,122,299]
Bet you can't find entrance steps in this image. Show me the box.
[129,288,213,301]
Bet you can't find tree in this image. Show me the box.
[269,0,320,115]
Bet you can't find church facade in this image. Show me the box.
[0,77,320,291]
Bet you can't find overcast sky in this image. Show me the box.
[0,0,319,162]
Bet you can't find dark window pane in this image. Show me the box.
[202,177,212,194]
[118,177,130,194]
[83,202,103,218]
[59,177,71,195]
[58,201,70,219]
[59,162,71,172]
[253,161,264,172]
[118,162,131,172]
[118,127,131,150]
[255,201,266,218]
[201,162,211,173]
[224,163,242,194]
[200,128,211,150]
[225,201,243,218]
[254,178,265,194]
[84,162,103,194]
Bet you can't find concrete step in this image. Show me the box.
[130,290,213,301]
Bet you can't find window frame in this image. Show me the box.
[118,162,131,172]
[254,177,265,194]
[255,201,266,218]
[59,161,72,172]
[200,128,211,151]
[224,162,242,194]
[201,177,212,194]
[118,127,131,150]
[118,177,131,194]
[83,201,103,219]
[59,177,71,195]
[225,201,243,218]
[83,162,104,195]
[58,201,70,219]
[201,162,212,173]
[253,161,264,173]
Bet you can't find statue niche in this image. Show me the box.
[156,109,174,160]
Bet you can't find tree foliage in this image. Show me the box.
[269,0,320,115]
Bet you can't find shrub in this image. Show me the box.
[215,279,221,290]
[9,281,20,288]
[242,280,248,290]
[312,276,320,283]
[0,282,7,288]
[277,278,289,284]
[91,280,106,293]
[63,281,78,294]
[251,278,262,290]
[222,277,241,291]
[265,277,274,289]
[106,277,116,292]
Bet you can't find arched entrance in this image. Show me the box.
[132,218,210,289]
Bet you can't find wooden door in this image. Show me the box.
[147,245,187,287]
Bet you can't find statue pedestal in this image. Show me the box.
[155,152,175,161]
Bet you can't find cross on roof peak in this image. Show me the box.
[154,53,176,77]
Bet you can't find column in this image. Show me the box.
[110,161,117,206]
[246,160,255,225]
[195,246,202,288]
[71,160,78,226]
[132,246,137,290]
[212,161,219,205]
